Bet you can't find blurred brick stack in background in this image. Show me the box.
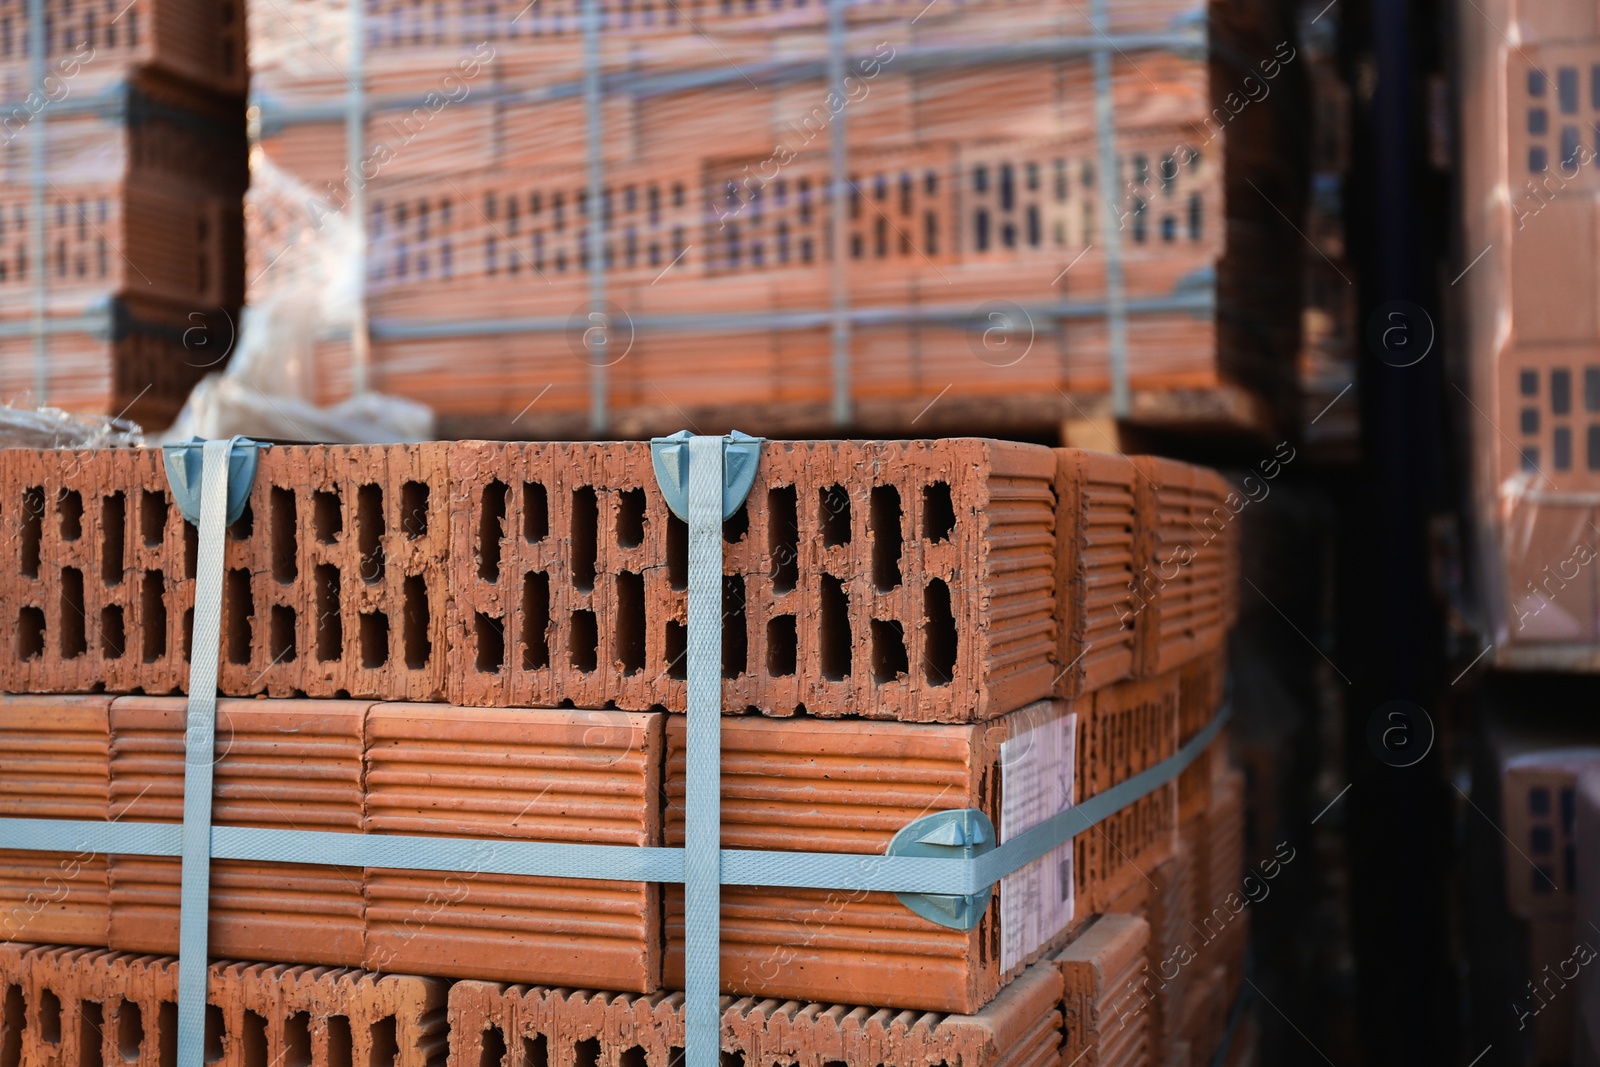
[0,437,1255,1065]
[243,0,1304,440]
[1292,0,1357,458]
[0,0,246,428]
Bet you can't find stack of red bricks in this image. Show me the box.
[242,0,1304,437]
[0,0,246,429]
[0,436,1248,1067]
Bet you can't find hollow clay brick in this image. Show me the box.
[1053,913,1151,1067]
[447,960,1062,1067]
[1126,849,1194,1062]
[0,444,451,702]
[662,698,1075,1013]
[0,695,113,948]
[1074,674,1179,915]
[106,696,369,966]
[1130,457,1228,677]
[1053,449,1141,699]
[362,702,663,991]
[0,942,446,1067]
[0,447,194,696]
[447,438,1059,722]
[222,445,451,701]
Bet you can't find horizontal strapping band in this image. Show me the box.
[0,701,1227,898]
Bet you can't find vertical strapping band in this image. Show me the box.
[175,440,233,1067]
[683,435,726,1067]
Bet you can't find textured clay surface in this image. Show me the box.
[0,444,452,702]
[0,942,447,1067]
[447,960,1062,1067]
[1074,674,1179,915]
[1053,449,1140,699]
[0,695,113,948]
[0,447,195,696]
[362,702,663,991]
[106,696,369,965]
[1054,913,1150,1067]
[1130,457,1229,678]
[661,699,1072,1013]
[448,438,1059,722]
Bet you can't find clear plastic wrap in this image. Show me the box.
[0,397,142,445]
[1456,0,1600,664]
[243,0,1306,433]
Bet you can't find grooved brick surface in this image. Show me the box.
[0,445,452,702]
[1053,449,1141,698]
[448,438,1058,722]
[1130,457,1228,677]
[1176,647,1229,823]
[0,695,113,948]
[661,699,1071,1014]
[106,697,369,965]
[1074,674,1179,915]
[1054,913,1150,1067]
[447,961,1062,1067]
[362,702,663,991]
[0,942,447,1067]
[1136,849,1195,1059]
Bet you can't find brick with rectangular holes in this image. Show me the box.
[448,437,1058,722]
[0,444,450,701]
[448,960,1062,1067]
[0,447,200,696]
[106,696,369,965]
[0,942,446,1067]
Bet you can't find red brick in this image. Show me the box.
[662,699,1074,1013]
[448,438,1058,723]
[0,444,451,703]
[1054,449,1141,698]
[106,696,369,966]
[1054,913,1151,1067]
[0,942,446,1067]
[218,445,452,701]
[1130,458,1228,677]
[447,961,1062,1067]
[1074,674,1179,915]
[0,447,192,696]
[0,695,113,948]
[362,702,662,991]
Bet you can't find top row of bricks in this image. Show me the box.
[0,439,1238,722]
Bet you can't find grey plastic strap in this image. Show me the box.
[0,702,1230,895]
[1092,0,1131,418]
[684,435,727,1067]
[177,440,232,1067]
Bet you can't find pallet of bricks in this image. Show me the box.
[244,0,1304,438]
[1455,0,1600,662]
[0,0,246,429]
[0,436,1247,1067]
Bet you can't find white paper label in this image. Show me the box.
[999,709,1077,973]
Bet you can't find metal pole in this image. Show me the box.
[826,0,851,426]
[583,0,608,434]
[1090,0,1129,419]
[27,0,46,403]
[347,0,370,394]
